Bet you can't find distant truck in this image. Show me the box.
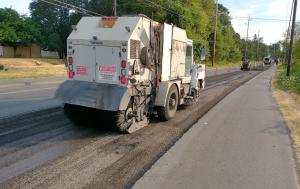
[241,57,251,71]
[55,15,206,133]
[264,57,271,65]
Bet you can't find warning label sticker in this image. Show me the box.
[99,66,117,74]
[76,66,88,75]
[99,65,117,81]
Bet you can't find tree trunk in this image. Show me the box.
[13,46,17,57]
[59,51,63,59]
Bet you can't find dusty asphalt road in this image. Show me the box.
[0,66,239,118]
[133,66,299,189]
[0,70,262,189]
[0,77,65,117]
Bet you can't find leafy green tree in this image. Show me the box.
[294,40,300,63]
[30,0,83,58]
[0,8,41,56]
[28,0,271,65]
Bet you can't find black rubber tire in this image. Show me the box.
[113,101,134,133]
[157,85,179,121]
[113,110,129,132]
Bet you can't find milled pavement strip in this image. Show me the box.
[0,134,124,189]
[132,67,299,189]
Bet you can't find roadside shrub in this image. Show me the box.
[275,40,300,94]
[294,40,300,63]
[276,63,300,94]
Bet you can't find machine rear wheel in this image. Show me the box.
[157,85,179,121]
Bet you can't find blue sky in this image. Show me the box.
[0,0,299,44]
[220,0,300,44]
[0,0,32,15]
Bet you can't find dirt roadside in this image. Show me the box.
[272,87,300,175]
[0,58,66,79]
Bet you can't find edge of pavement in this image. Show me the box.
[271,75,300,187]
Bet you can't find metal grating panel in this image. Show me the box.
[130,39,140,59]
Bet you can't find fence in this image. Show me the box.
[0,46,41,58]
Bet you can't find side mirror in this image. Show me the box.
[199,48,206,61]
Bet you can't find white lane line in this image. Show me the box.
[0,97,54,102]
[0,87,57,95]
[0,81,64,89]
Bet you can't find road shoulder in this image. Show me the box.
[133,67,299,189]
[273,85,300,183]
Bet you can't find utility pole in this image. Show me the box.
[287,0,298,77]
[245,17,250,58]
[284,32,287,63]
[113,0,117,16]
[256,29,260,61]
[212,0,218,67]
[285,0,293,63]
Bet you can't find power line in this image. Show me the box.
[39,0,92,16]
[39,0,105,17]
[52,0,105,16]
[231,16,299,22]
[141,0,185,18]
[142,0,299,24]
[141,0,299,24]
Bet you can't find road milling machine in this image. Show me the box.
[55,15,206,133]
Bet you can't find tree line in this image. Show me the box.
[0,0,284,64]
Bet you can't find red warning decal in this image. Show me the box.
[76,66,88,75]
[99,66,117,74]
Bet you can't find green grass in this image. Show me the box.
[205,60,241,68]
[275,61,300,94]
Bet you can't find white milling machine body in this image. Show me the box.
[55,16,206,133]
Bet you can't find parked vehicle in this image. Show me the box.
[55,16,206,133]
